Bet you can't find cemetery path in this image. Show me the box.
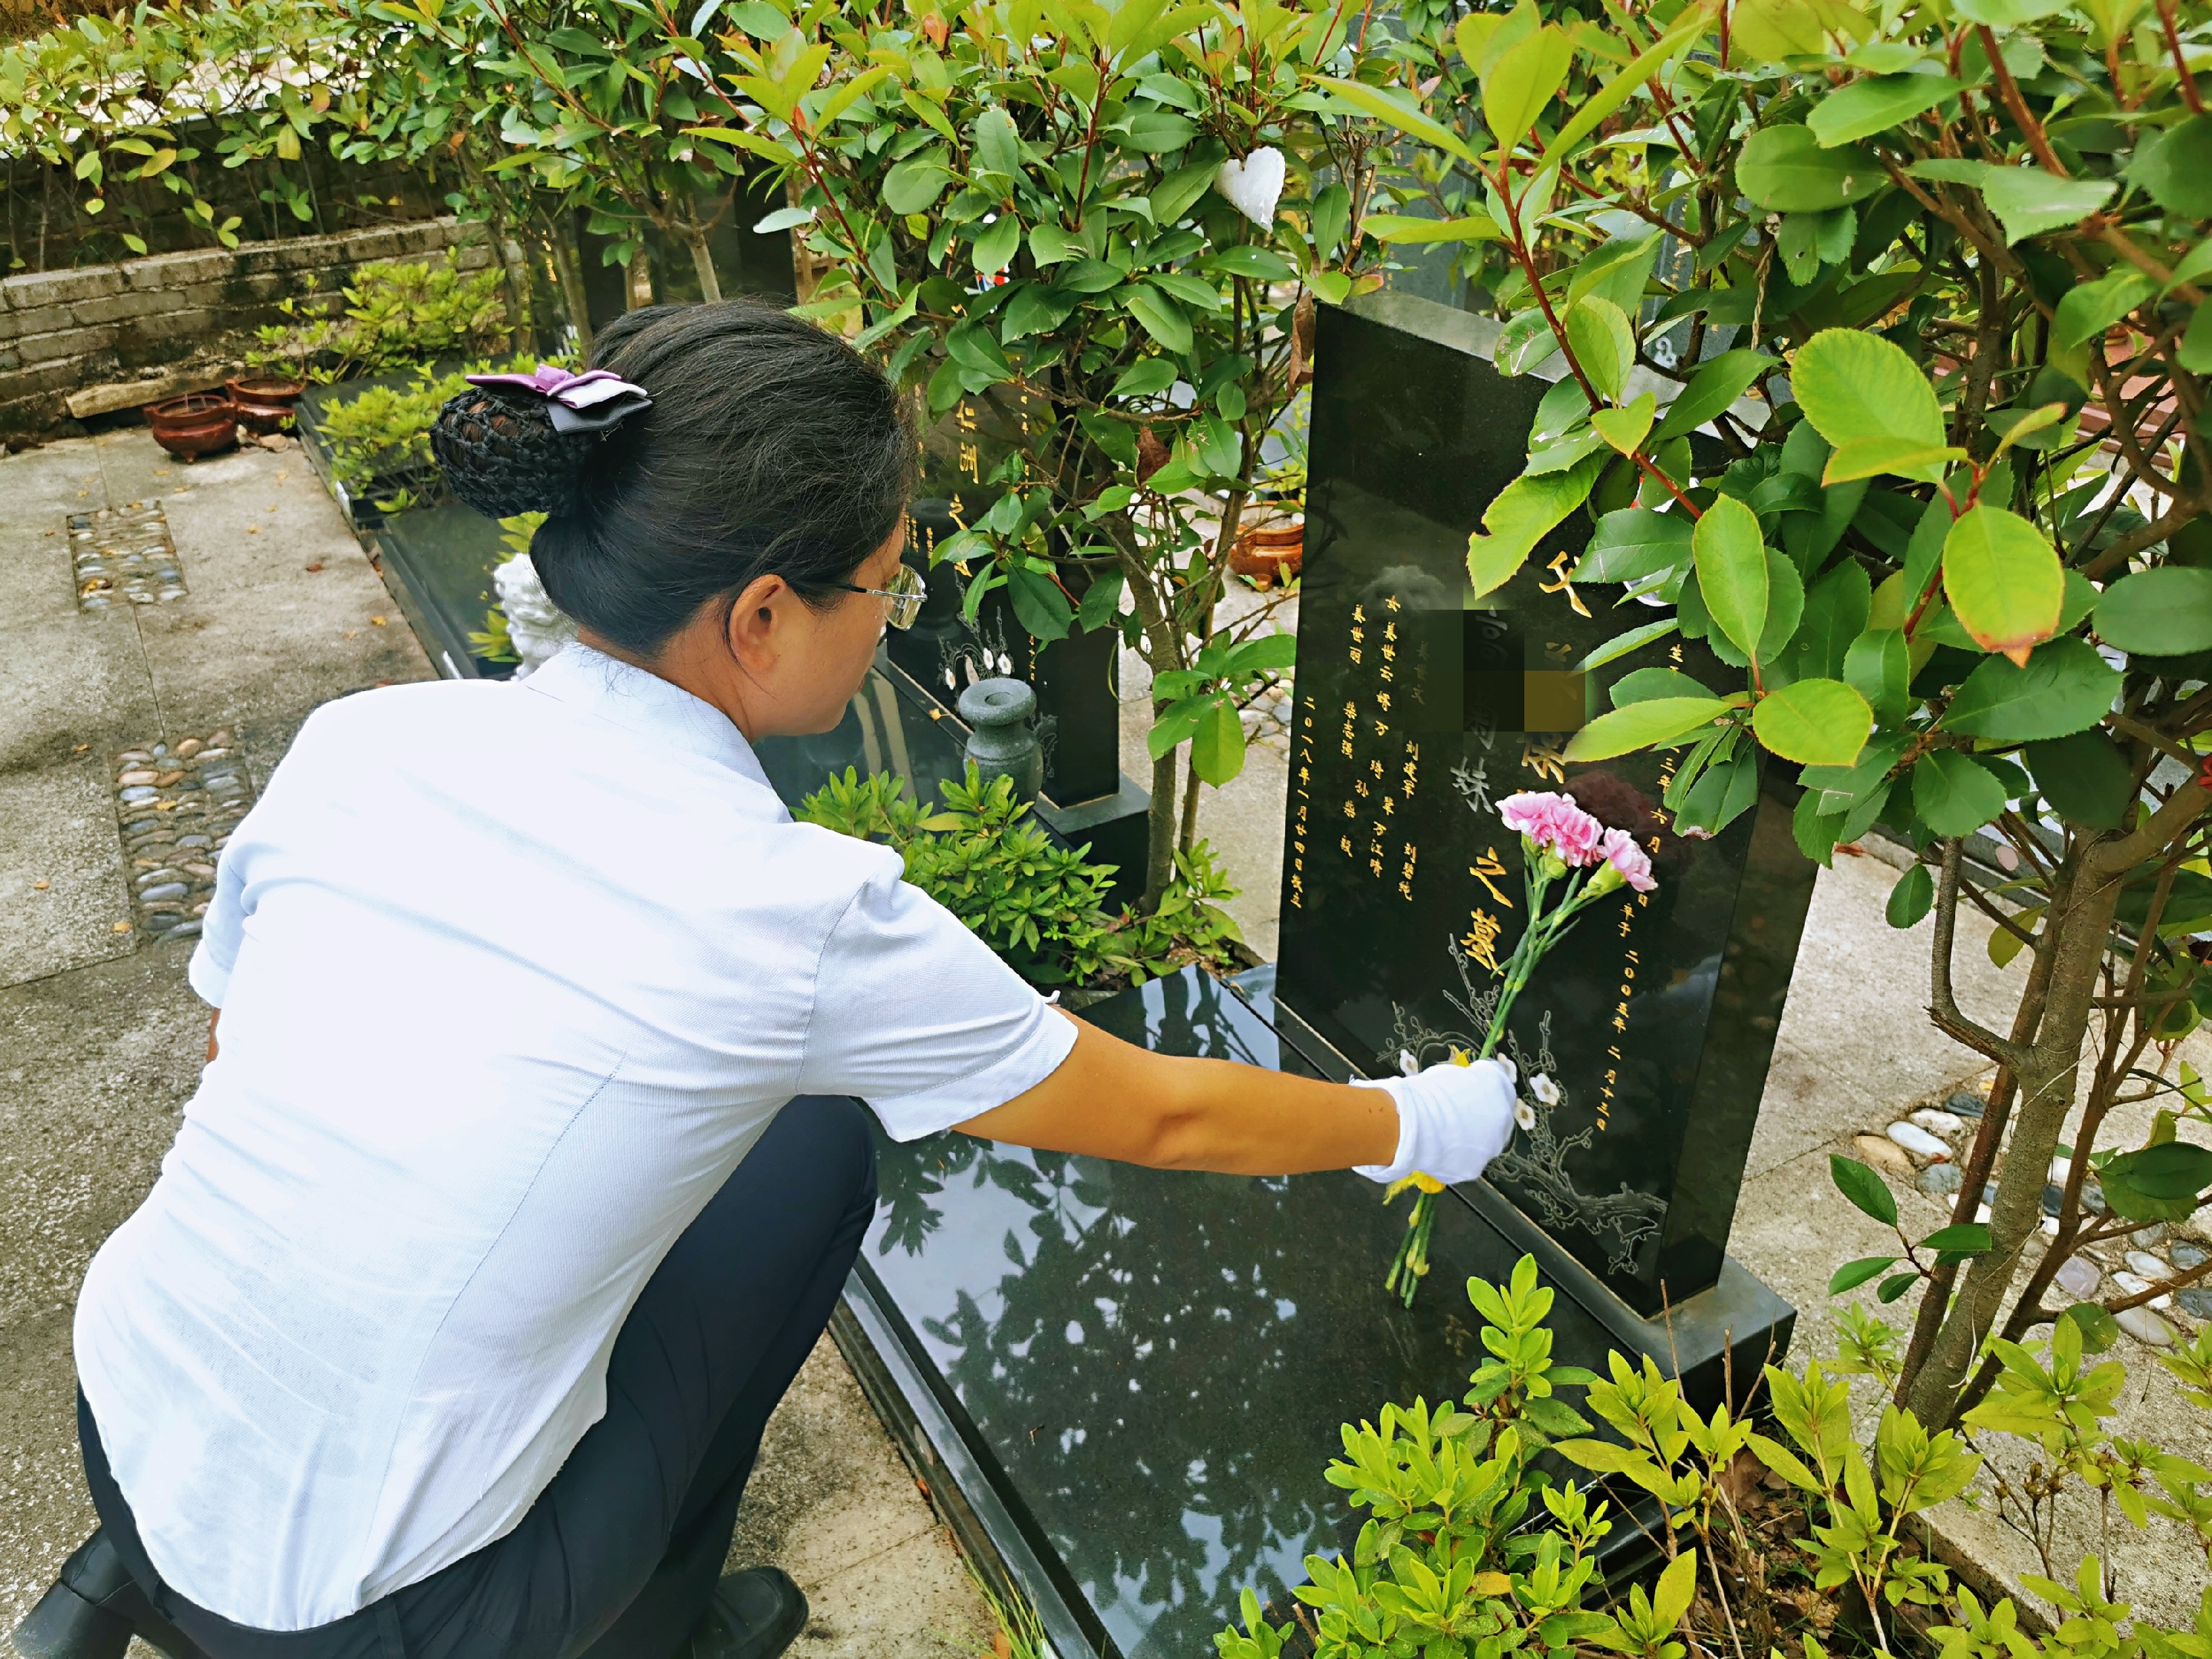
[0,431,990,1659]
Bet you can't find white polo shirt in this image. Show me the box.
[72,644,1077,1632]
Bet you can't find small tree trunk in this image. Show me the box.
[785,175,822,303]
[627,249,655,310]
[1904,865,2120,1429]
[545,211,593,355]
[680,212,723,304]
[1146,747,1180,904]
[1178,754,1203,854]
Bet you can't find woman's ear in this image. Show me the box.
[722,572,790,666]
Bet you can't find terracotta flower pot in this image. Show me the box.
[225,375,305,435]
[1229,520,1303,587]
[144,393,240,461]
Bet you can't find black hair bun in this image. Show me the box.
[432,385,597,519]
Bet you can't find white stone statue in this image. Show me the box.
[493,551,577,680]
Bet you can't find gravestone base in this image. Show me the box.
[833,964,1794,1659]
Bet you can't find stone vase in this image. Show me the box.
[492,551,577,679]
[958,677,1043,801]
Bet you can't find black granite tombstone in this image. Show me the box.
[824,291,1803,1659]
[1278,290,1818,1318]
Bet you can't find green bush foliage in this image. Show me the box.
[797,761,1240,986]
[1306,0,2212,1429]
[1217,1259,2212,1659]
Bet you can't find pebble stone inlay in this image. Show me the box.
[110,731,254,944]
[70,503,186,612]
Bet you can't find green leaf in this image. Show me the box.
[1199,245,1297,281]
[1913,748,2009,837]
[1943,505,2063,662]
[1797,562,1873,681]
[1754,679,1871,765]
[2054,268,2157,350]
[972,107,1025,180]
[2182,297,2212,375]
[1005,565,1072,642]
[1831,1255,1902,1294]
[971,214,1022,276]
[2024,730,2133,830]
[1482,24,1573,149]
[2095,567,2212,656]
[1466,453,1606,596]
[1612,667,1717,706]
[1318,77,1476,167]
[1942,639,2123,741]
[1001,283,1077,340]
[1694,495,1770,660]
[1652,1551,1699,1628]
[1547,8,1709,158]
[1737,125,1887,213]
[1886,862,1934,928]
[2104,1141,2212,1200]
[1111,358,1179,399]
[1808,74,1962,147]
[1360,213,1503,244]
[1793,329,1945,451]
[1562,697,1733,761]
[1921,1223,1993,1254]
[1907,159,2115,245]
[1124,283,1192,354]
[1565,297,1636,404]
[1652,349,1774,444]
[2127,114,2212,222]
[1150,156,1219,224]
[1845,627,1912,726]
[1821,437,1967,485]
[2060,1302,2121,1354]
[1575,616,1679,673]
[1121,108,1196,152]
[1574,507,1692,583]
[1878,1271,1921,1303]
[1591,392,1656,455]
[882,156,951,215]
[1190,696,1247,784]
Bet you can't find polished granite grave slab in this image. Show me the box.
[369,503,516,682]
[843,965,1791,1659]
[1280,291,1817,1316]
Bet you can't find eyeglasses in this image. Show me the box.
[837,562,927,630]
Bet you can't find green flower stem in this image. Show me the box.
[1385,852,1622,1307]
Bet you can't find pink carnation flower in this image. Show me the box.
[1598,826,1657,894]
[1497,791,1604,865]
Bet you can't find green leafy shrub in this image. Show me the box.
[247,255,512,383]
[1319,0,2212,1431]
[642,0,1425,902]
[797,763,1240,988]
[1219,1259,2212,1658]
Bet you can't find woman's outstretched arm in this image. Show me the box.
[953,1012,1514,1182]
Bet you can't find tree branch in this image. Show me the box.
[1931,840,2031,1066]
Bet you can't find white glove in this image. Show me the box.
[1350,1055,1519,1186]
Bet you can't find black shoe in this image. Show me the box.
[679,1568,809,1659]
[12,1530,211,1659]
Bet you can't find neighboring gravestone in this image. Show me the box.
[1277,289,1816,1315]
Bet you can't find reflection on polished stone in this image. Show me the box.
[857,967,1778,1659]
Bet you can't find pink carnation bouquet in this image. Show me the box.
[1383,789,1657,1305]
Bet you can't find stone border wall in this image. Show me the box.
[0,216,488,442]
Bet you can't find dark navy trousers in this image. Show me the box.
[81,1095,879,1659]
